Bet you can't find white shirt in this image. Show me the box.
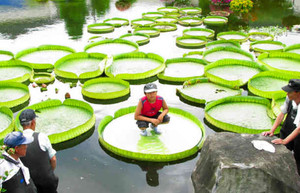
[280,96,300,126]
[0,152,31,188]
[23,129,56,159]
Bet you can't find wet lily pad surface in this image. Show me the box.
[85,43,137,56]
[178,82,241,103]
[35,105,92,135]
[249,77,287,91]
[163,62,205,78]
[0,112,11,133]
[260,58,300,72]
[0,66,31,81]
[0,88,28,102]
[206,65,261,83]
[204,50,253,63]
[17,50,72,64]
[102,113,203,155]
[206,102,273,130]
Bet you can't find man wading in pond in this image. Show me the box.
[135,83,170,136]
[19,109,59,193]
[262,79,300,175]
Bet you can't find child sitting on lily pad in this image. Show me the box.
[134,83,170,136]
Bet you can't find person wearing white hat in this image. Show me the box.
[135,83,170,136]
[0,131,37,193]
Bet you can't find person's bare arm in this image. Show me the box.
[50,155,57,170]
[262,112,285,136]
[134,100,158,124]
[157,100,169,123]
[272,127,300,145]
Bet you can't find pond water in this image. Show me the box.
[1,0,300,192]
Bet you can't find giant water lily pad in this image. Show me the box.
[284,44,300,55]
[103,17,129,27]
[105,52,165,80]
[183,51,203,59]
[248,71,299,99]
[0,82,29,111]
[87,23,115,33]
[150,23,177,32]
[0,106,14,139]
[178,17,203,26]
[30,72,55,84]
[15,45,75,72]
[217,31,248,43]
[205,59,266,88]
[119,33,150,46]
[205,96,278,134]
[82,78,130,100]
[203,16,228,26]
[257,52,300,75]
[176,36,207,49]
[133,27,160,37]
[183,28,214,39]
[206,40,241,50]
[54,52,106,80]
[157,58,207,83]
[272,97,286,117]
[142,12,165,19]
[0,60,33,83]
[157,7,179,13]
[98,106,205,162]
[177,78,242,104]
[15,99,96,144]
[0,50,14,61]
[155,16,178,24]
[250,40,285,53]
[179,7,202,15]
[248,32,274,42]
[131,18,156,27]
[84,39,139,56]
[203,46,254,63]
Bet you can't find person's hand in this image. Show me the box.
[262,131,274,137]
[272,138,284,145]
[157,116,163,123]
[151,119,160,126]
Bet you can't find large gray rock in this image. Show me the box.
[192,132,300,193]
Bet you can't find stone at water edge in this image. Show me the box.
[191,132,300,193]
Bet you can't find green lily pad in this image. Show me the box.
[205,96,278,134]
[177,78,242,104]
[15,99,96,144]
[178,17,203,26]
[250,40,285,53]
[30,72,55,84]
[183,51,203,59]
[98,106,205,162]
[0,107,14,139]
[131,18,156,27]
[176,36,207,49]
[150,23,177,32]
[54,52,107,80]
[248,32,274,42]
[105,52,165,80]
[203,16,228,26]
[103,17,129,27]
[284,43,300,55]
[82,78,130,100]
[272,97,286,117]
[142,12,165,20]
[206,40,241,50]
[0,82,30,111]
[87,23,115,33]
[0,60,33,83]
[248,71,300,99]
[119,33,150,46]
[155,16,178,24]
[183,28,215,39]
[217,31,248,43]
[179,7,202,15]
[205,59,266,88]
[157,58,207,83]
[84,38,139,56]
[203,46,254,63]
[157,7,179,13]
[15,45,75,72]
[0,50,14,61]
[133,27,160,38]
[257,52,300,75]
